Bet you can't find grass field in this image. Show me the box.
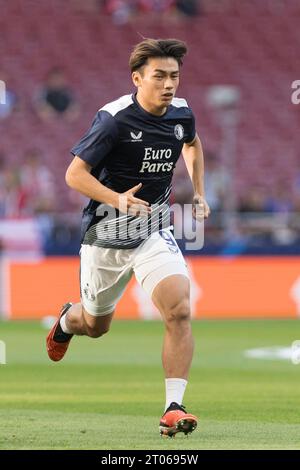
[0,319,300,450]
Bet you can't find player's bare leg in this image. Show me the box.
[152,275,193,379]
[64,303,113,338]
[46,303,113,361]
[152,274,197,437]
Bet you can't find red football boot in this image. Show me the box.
[46,303,73,362]
[159,402,198,437]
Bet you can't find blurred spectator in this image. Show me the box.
[175,0,200,17]
[138,0,175,13]
[35,68,79,122]
[293,174,300,223]
[293,172,300,198]
[204,151,229,211]
[103,0,200,22]
[293,193,300,229]
[264,185,293,214]
[20,150,56,215]
[0,72,18,120]
[0,151,57,218]
[104,0,136,24]
[0,153,24,217]
[0,153,7,216]
[238,188,268,213]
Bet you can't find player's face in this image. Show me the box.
[133,57,180,114]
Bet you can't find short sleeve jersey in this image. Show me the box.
[71,93,196,249]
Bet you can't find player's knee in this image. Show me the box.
[86,324,110,338]
[83,307,112,338]
[164,298,191,326]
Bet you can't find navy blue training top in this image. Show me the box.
[71,93,196,249]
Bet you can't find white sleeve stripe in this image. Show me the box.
[99,94,134,117]
[171,97,188,108]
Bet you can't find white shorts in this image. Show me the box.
[80,228,189,316]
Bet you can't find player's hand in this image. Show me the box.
[119,183,151,218]
[192,194,210,221]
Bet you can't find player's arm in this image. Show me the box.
[65,156,151,217]
[182,134,210,220]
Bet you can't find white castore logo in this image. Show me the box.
[130,131,143,142]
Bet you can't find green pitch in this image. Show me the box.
[0,319,300,450]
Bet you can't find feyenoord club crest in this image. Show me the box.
[174,124,184,140]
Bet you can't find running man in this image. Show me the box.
[46,38,210,437]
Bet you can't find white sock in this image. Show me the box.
[60,314,72,334]
[165,378,188,411]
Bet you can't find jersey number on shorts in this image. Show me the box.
[160,230,179,254]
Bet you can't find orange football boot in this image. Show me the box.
[46,303,73,362]
[159,402,198,437]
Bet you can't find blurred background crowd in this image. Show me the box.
[0,0,299,255]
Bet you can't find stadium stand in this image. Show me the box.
[0,0,299,252]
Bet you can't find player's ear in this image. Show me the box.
[132,71,142,88]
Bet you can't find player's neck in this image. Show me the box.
[136,92,167,117]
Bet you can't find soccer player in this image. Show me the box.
[46,38,210,437]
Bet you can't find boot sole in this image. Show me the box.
[159,416,197,437]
